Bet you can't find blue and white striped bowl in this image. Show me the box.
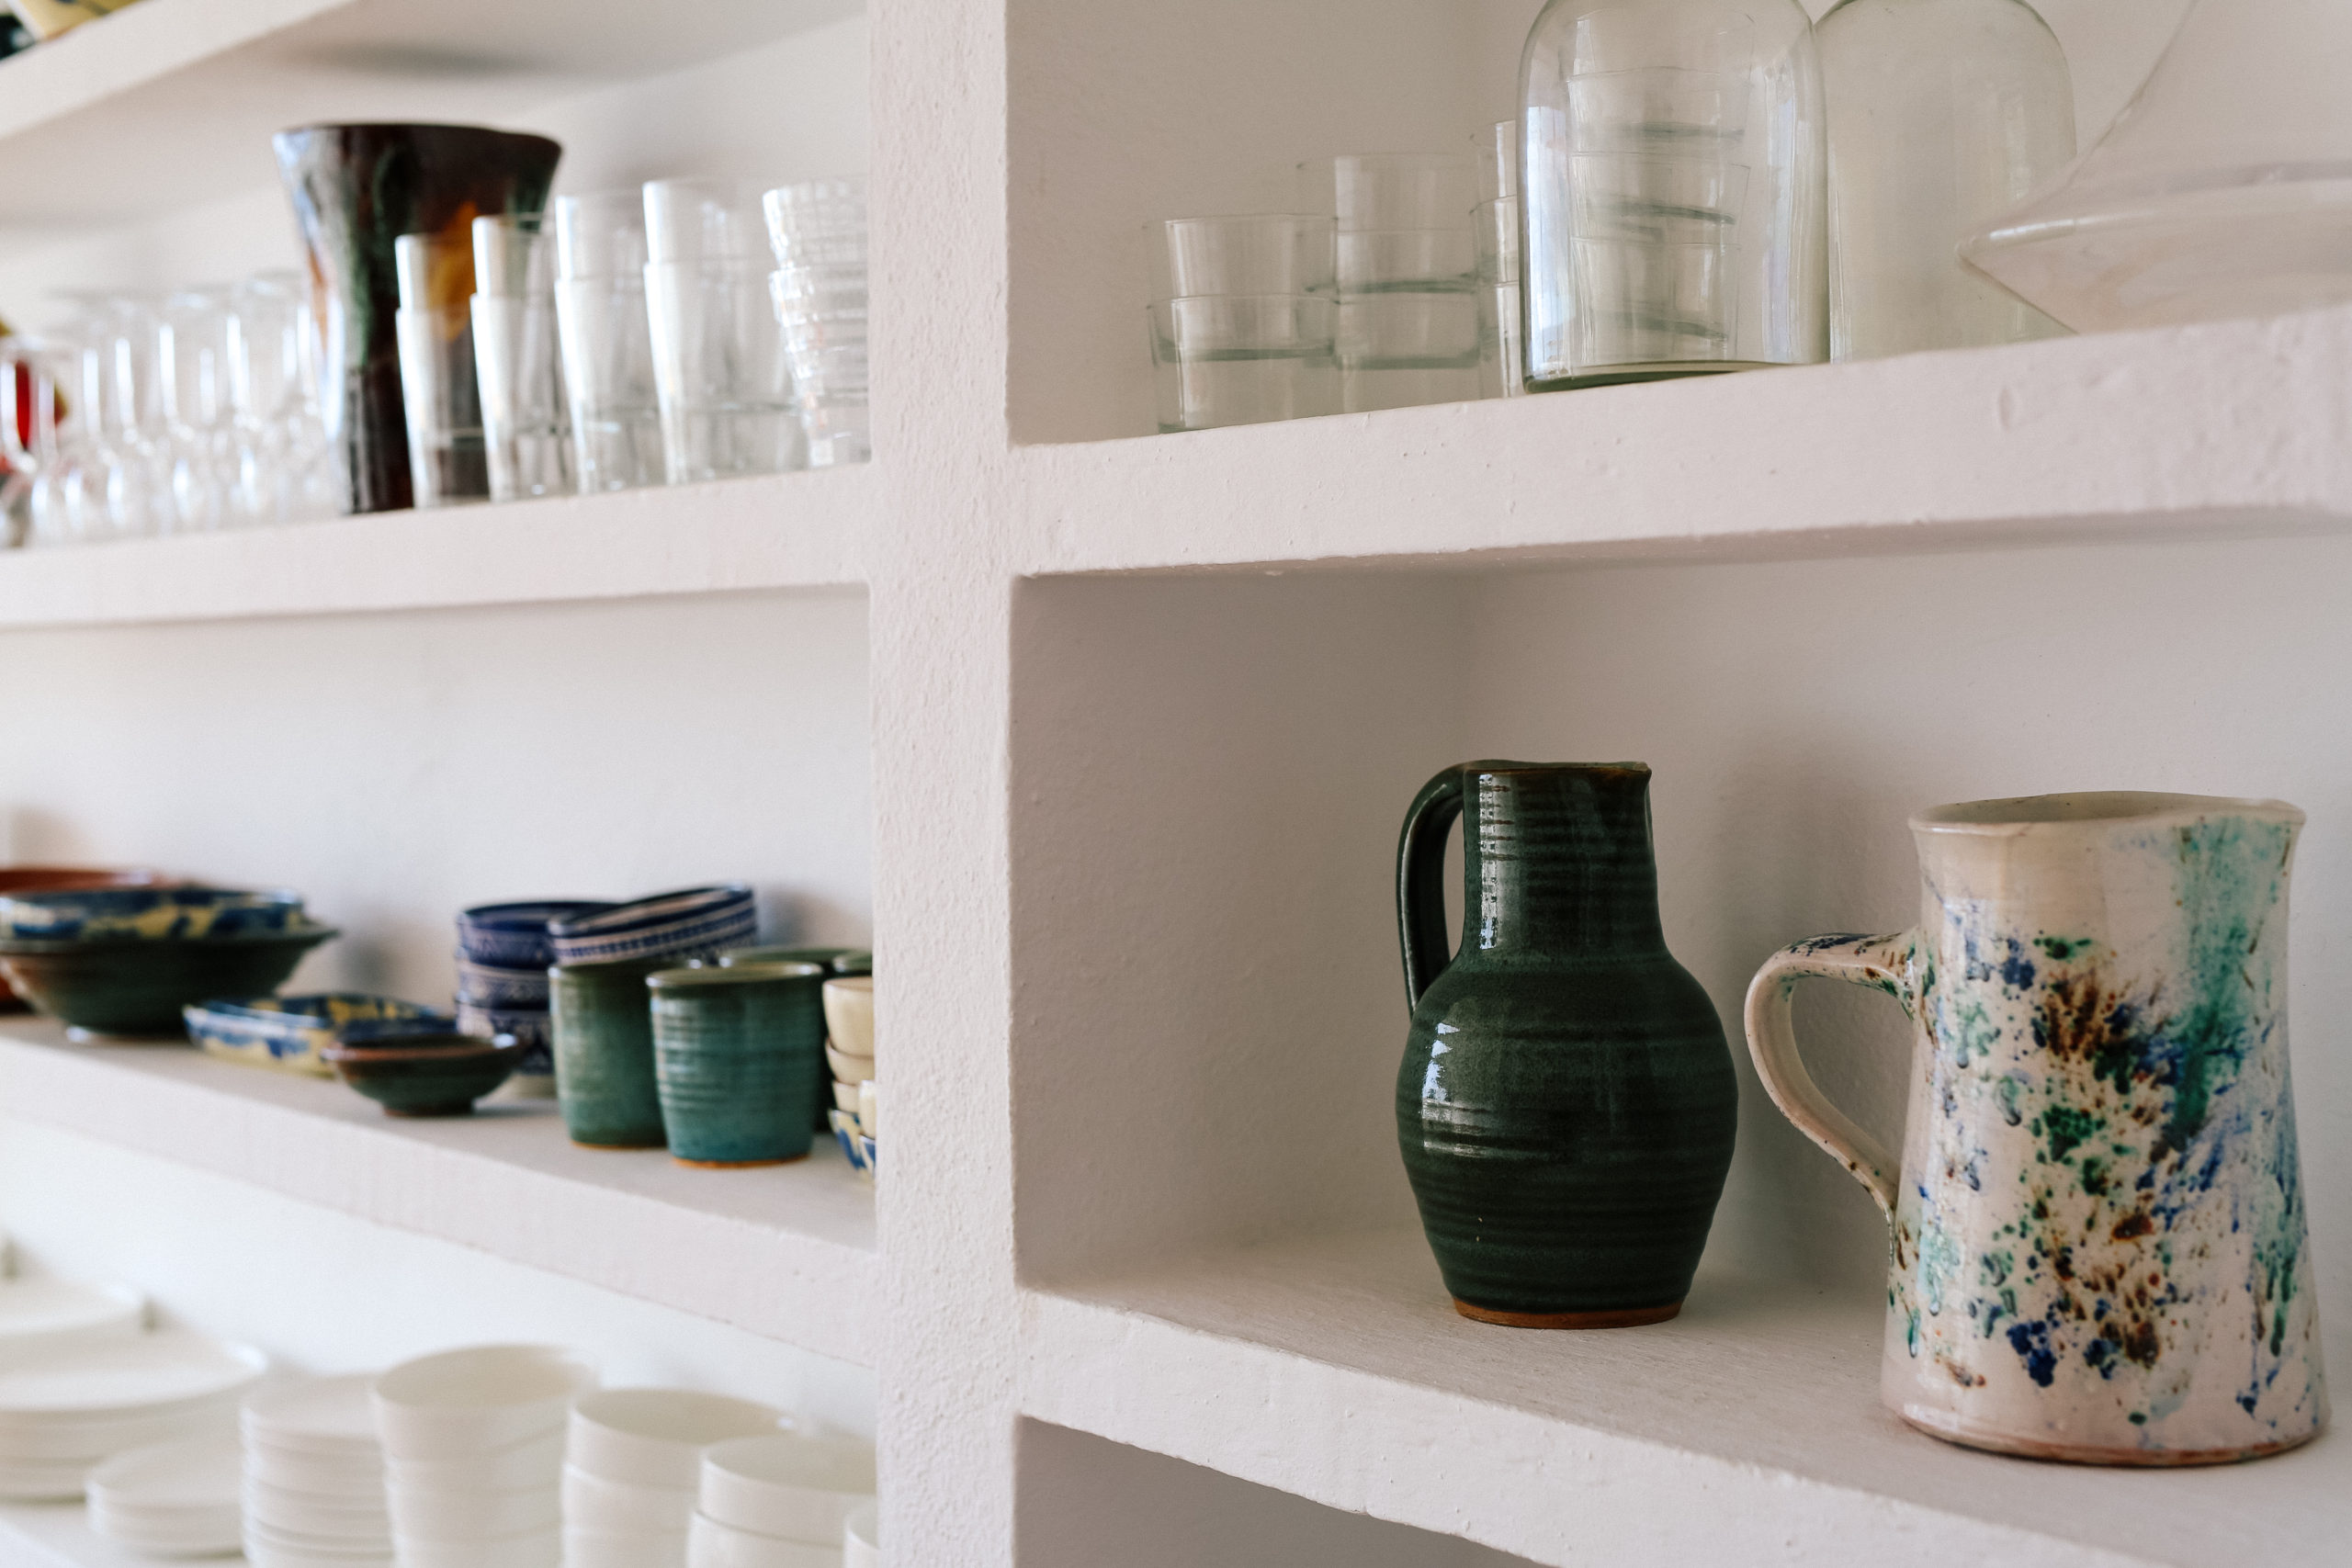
[454,954,551,1009]
[185,994,451,1077]
[548,885,758,966]
[457,900,617,969]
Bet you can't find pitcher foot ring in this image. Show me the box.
[1453,1298,1682,1329]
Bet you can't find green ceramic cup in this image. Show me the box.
[551,955,674,1149]
[715,945,870,1129]
[648,962,827,1168]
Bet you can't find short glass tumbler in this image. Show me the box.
[1147,215,1340,433]
[553,191,665,493]
[551,956,672,1149]
[1476,122,1528,398]
[1304,155,1482,411]
[392,232,489,506]
[471,215,575,501]
[763,179,870,468]
[648,962,826,1168]
[1520,0,1828,388]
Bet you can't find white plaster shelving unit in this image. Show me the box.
[4,1,2350,1567]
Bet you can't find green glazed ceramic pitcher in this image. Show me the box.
[1396,761,1737,1326]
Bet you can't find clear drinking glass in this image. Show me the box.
[393,233,490,508]
[642,178,805,483]
[1520,0,1827,389]
[553,192,665,493]
[225,272,334,526]
[74,298,170,539]
[0,335,84,546]
[1147,214,1341,433]
[763,178,870,468]
[1475,121,1527,399]
[155,288,234,531]
[1820,0,2074,359]
[471,215,574,502]
[1301,155,1481,411]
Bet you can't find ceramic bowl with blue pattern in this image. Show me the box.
[0,886,305,942]
[548,885,758,966]
[454,954,552,1009]
[184,994,453,1077]
[456,900,616,970]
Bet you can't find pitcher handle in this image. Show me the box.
[1396,766,1465,1010]
[1742,932,1916,1220]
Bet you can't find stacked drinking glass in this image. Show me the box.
[1147,214,1340,433]
[762,179,871,468]
[1305,153,1482,411]
[394,232,490,508]
[643,179,804,483]
[471,215,574,502]
[552,192,666,494]
[241,1374,393,1568]
[1475,121,1526,400]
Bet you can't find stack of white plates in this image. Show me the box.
[0,1330,263,1501]
[0,1277,145,1366]
[562,1388,785,1568]
[375,1345,595,1568]
[689,1433,875,1568]
[86,1436,243,1556]
[243,1374,393,1568]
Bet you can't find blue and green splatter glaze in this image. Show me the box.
[1754,795,2325,1463]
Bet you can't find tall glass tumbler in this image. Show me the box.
[155,288,233,531]
[642,179,805,483]
[393,233,489,507]
[1476,122,1527,399]
[763,179,870,468]
[552,192,664,493]
[1148,215,1340,433]
[1520,0,1827,389]
[471,216,573,502]
[1303,155,1482,411]
[226,272,334,526]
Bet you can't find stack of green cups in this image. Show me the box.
[549,954,675,1148]
[647,961,829,1167]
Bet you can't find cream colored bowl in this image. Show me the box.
[820,976,873,1060]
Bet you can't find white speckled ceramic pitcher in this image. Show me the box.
[1744,793,2326,1463]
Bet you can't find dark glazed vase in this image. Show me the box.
[273,123,562,514]
[1396,761,1737,1326]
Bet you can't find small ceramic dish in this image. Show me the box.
[844,1498,878,1568]
[183,994,450,1077]
[829,1109,867,1174]
[549,886,757,967]
[457,900,616,969]
[686,1510,841,1568]
[696,1432,875,1545]
[0,924,340,1038]
[322,1034,528,1117]
[831,1081,861,1114]
[820,976,874,1059]
[455,1000,551,1047]
[568,1389,784,1491]
[372,1344,594,1461]
[823,1044,872,1084]
[0,886,304,943]
[454,954,552,1009]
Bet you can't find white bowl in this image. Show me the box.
[372,1346,593,1461]
[563,1461,696,1534]
[688,1509,843,1568]
[698,1434,875,1546]
[568,1388,786,1489]
[386,1475,560,1539]
[0,1279,145,1364]
[820,977,873,1059]
[243,1477,389,1542]
[382,1427,565,1493]
[842,1499,877,1568]
[830,1081,861,1114]
[0,1333,265,1427]
[243,1517,397,1560]
[823,1045,873,1085]
[567,1525,690,1568]
[242,1525,394,1568]
[393,1529,560,1568]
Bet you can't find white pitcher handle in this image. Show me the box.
[1742,932,1914,1220]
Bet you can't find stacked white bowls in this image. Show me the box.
[374,1346,595,1568]
[842,1499,878,1568]
[690,1433,876,1568]
[0,1330,263,1501]
[86,1437,243,1556]
[243,1374,393,1568]
[563,1389,786,1568]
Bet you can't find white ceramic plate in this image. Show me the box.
[244,1373,382,1452]
[0,1333,265,1421]
[0,1279,144,1356]
[88,1434,242,1509]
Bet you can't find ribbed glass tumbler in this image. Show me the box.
[763,178,871,468]
[552,191,665,493]
[1304,154,1482,411]
[643,178,805,483]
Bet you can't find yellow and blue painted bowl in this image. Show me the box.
[0,886,305,942]
[183,994,451,1077]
